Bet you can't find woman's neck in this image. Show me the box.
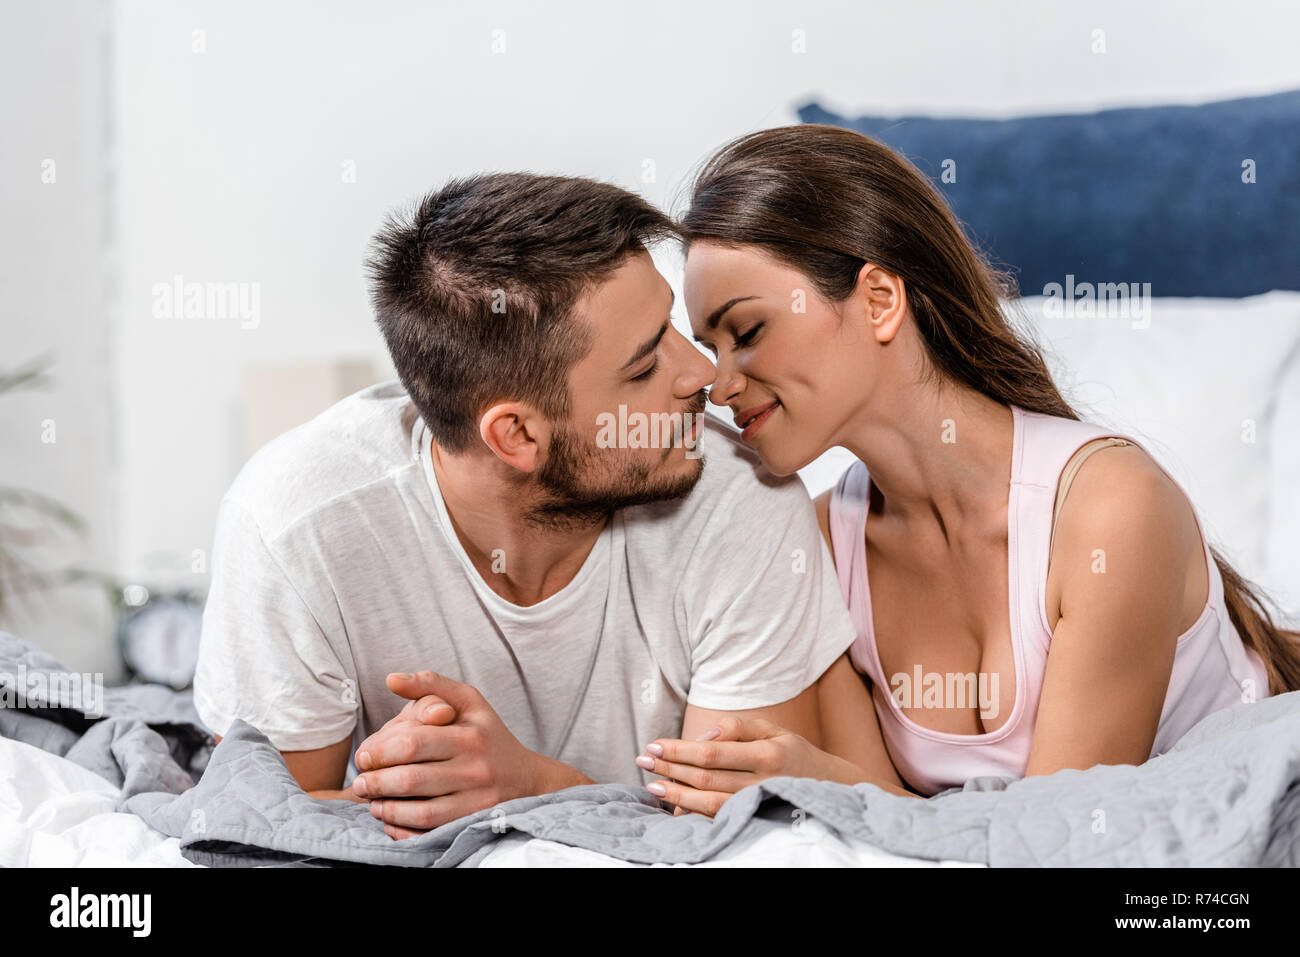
[839,384,1014,545]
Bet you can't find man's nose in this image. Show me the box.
[672,329,723,397]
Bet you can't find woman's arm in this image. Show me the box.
[1024,445,1196,777]
[817,653,910,791]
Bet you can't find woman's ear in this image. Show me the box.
[855,263,908,343]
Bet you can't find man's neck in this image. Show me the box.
[430,437,607,607]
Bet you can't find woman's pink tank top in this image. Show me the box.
[827,403,1271,796]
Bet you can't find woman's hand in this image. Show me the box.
[637,715,867,817]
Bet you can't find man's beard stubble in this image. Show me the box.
[525,397,707,529]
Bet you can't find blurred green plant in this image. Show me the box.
[0,353,87,616]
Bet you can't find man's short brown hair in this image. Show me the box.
[366,173,679,452]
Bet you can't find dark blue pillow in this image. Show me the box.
[799,90,1300,297]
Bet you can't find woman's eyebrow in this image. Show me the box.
[694,296,759,339]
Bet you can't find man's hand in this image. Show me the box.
[353,671,593,839]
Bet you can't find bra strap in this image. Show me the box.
[1049,437,1134,555]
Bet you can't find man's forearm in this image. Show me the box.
[533,754,597,793]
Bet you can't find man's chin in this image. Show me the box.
[528,456,704,526]
[592,457,705,510]
[655,454,705,499]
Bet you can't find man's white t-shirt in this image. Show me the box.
[193,381,856,787]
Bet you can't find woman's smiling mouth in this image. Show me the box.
[734,399,781,441]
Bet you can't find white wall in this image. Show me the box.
[0,0,119,674]
[5,0,1300,668]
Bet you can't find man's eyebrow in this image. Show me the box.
[622,319,669,371]
[695,296,759,338]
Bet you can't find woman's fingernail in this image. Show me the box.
[393,673,413,680]
[696,727,721,741]
[357,750,371,770]
[424,705,447,720]
[635,755,655,770]
[647,782,667,796]
[353,776,367,797]
[645,743,663,757]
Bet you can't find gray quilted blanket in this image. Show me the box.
[3,631,1298,866]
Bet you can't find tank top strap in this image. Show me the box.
[1013,406,1137,489]
[829,461,868,539]
[827,460,883,685]
[828,460,868,599]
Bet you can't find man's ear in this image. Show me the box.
[479,401,547,472]
[855,263,908,344]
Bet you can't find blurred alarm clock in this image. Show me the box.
[115,587,204,689]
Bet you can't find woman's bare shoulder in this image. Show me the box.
[1048,441,1203,629]
[1058,441,1192,531]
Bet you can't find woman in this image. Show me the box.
[636,124,1300,811]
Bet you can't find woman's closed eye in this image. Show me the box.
[694,322,762,357]
[733,323,763,349]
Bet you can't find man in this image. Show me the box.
[193,172,856,838]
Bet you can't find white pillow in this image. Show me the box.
[1266,331,1300,626]
[798,446,860,499]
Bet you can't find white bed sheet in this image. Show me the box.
[0,737,981,868]
[478,820,984,867]
[0,736,196,867]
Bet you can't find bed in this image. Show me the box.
[3,596,1300,869]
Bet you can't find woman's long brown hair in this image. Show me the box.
[679,123,1300,695]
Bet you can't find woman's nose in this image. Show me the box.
[707,359,743,407]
